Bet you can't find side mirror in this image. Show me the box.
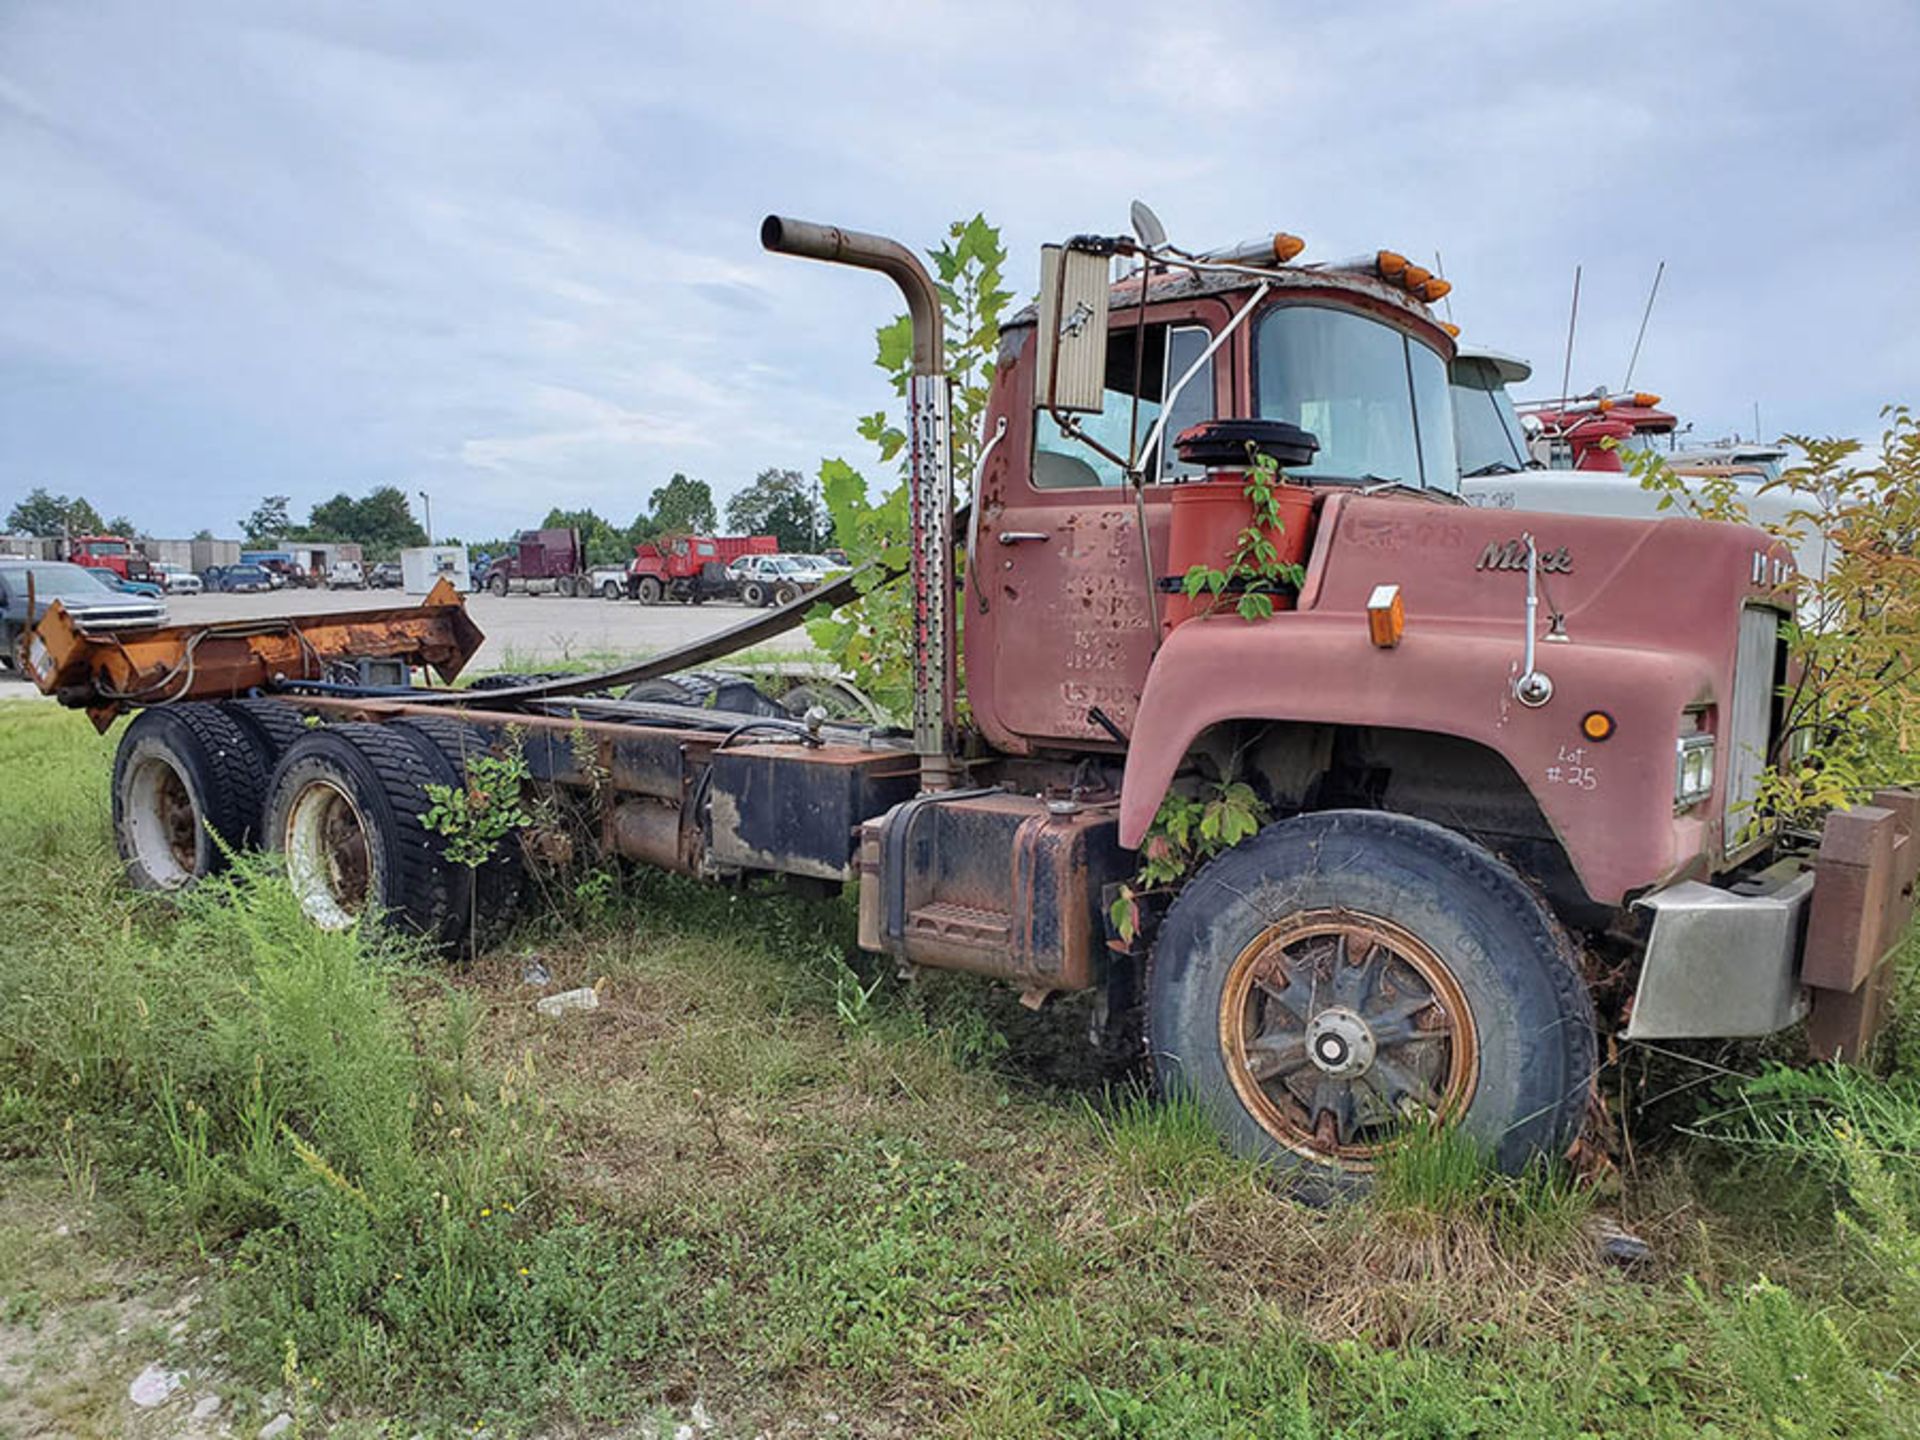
[1033,244,1111,414]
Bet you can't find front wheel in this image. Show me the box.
[487,572,509,597]
[600,579,623,601]
[636,576,664,605]
[1148,809,1594,1201]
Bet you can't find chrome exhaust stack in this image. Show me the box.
[762,216,957,790]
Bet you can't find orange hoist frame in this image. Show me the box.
[22,577,485,731]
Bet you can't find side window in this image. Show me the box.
[1033,322,1214,490]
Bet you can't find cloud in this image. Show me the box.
[1,0,1915,540]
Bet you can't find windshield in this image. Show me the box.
[1451,358,1530,475]
[1256,305,1456,491]
[83,541,130,556]
[1,563,127,599]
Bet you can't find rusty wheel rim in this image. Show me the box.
[125,752,200,887]
[284,779,371,930]
[1219,909,1478,1168]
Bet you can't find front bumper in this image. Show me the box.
[1627,787,1917,1059]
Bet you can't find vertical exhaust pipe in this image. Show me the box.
[762,215,957,790]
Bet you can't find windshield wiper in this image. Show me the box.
[1463,461,1521,477]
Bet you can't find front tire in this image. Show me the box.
[487,572,509,597]
[1148,810,1594,1201]
[636,576,664,605]
[740,581,764,607]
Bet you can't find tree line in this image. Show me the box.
[6,487,138,539]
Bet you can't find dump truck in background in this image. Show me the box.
[20,209,1916,1203]
[480,528,589,597]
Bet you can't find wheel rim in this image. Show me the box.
[283,779,372,930]
[1218,909,1479,1168]
[125,752,200,886]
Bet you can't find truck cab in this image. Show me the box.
[66,534,153,585]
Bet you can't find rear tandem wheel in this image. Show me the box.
[264,723,466,946]
[112,704,269,890]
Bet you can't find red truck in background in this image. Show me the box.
[592,534,779,603]
[63,534,155,584]
[481,528,590,597]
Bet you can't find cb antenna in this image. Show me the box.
[1433,250,1456,323]
[1622,260,1665,392]
[1557,264,1582,413]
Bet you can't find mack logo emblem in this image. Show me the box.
[1477,539,1572,574]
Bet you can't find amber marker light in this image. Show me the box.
[1271,233,1307,263]
[1376,250,1409,279]
[1366,584,1405,648]
[1439,321,1461,337]
[1416,278,1452,303]
[1581,711,1616,742]
[1632,392,1662,407]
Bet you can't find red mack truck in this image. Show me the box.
[21,211,1915,1199]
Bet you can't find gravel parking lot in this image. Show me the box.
[0,585,821,701]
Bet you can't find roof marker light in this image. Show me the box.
[1376,250,1409,279]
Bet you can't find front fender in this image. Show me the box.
[1118,614,1717,906]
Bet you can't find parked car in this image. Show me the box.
[328,560,366,589]
[153,563,203,595]
[202,564,273,593]
[94,572,166,599]
[367,561,404,589]
[725,553,822,607]
[0,560,167,668]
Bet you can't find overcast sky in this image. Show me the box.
[3,1,1915,541]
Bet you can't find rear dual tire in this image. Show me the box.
[112,706,270,891]
[108,702,523,953]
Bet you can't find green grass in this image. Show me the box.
[0,697,1916,1436]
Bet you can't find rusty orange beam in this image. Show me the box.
[23,577,485,731]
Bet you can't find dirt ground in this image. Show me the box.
[0,585,818,702]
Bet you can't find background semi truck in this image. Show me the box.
[22,210,1915,1200]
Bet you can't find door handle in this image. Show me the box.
[997,531,1052,545]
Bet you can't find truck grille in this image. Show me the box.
[1724,605,1784,847]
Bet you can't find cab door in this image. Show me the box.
[983,297,1233,747]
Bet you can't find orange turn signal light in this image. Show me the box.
[1580,710,1615,742]
[1376,250,1409,279]
[1366,583,1405,649]
[1596,397,1614,412]
[1415,277,1452,303]
[1401,264,1432,290]
[1632,392,1662,408]
[1438,321,1461,337]
[1271,232,1306,263]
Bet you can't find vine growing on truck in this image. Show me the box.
[807,215,1011,720]
[1182,446,1309,621]
[422,749,532,958]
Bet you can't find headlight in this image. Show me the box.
[1675,733,1715,809]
